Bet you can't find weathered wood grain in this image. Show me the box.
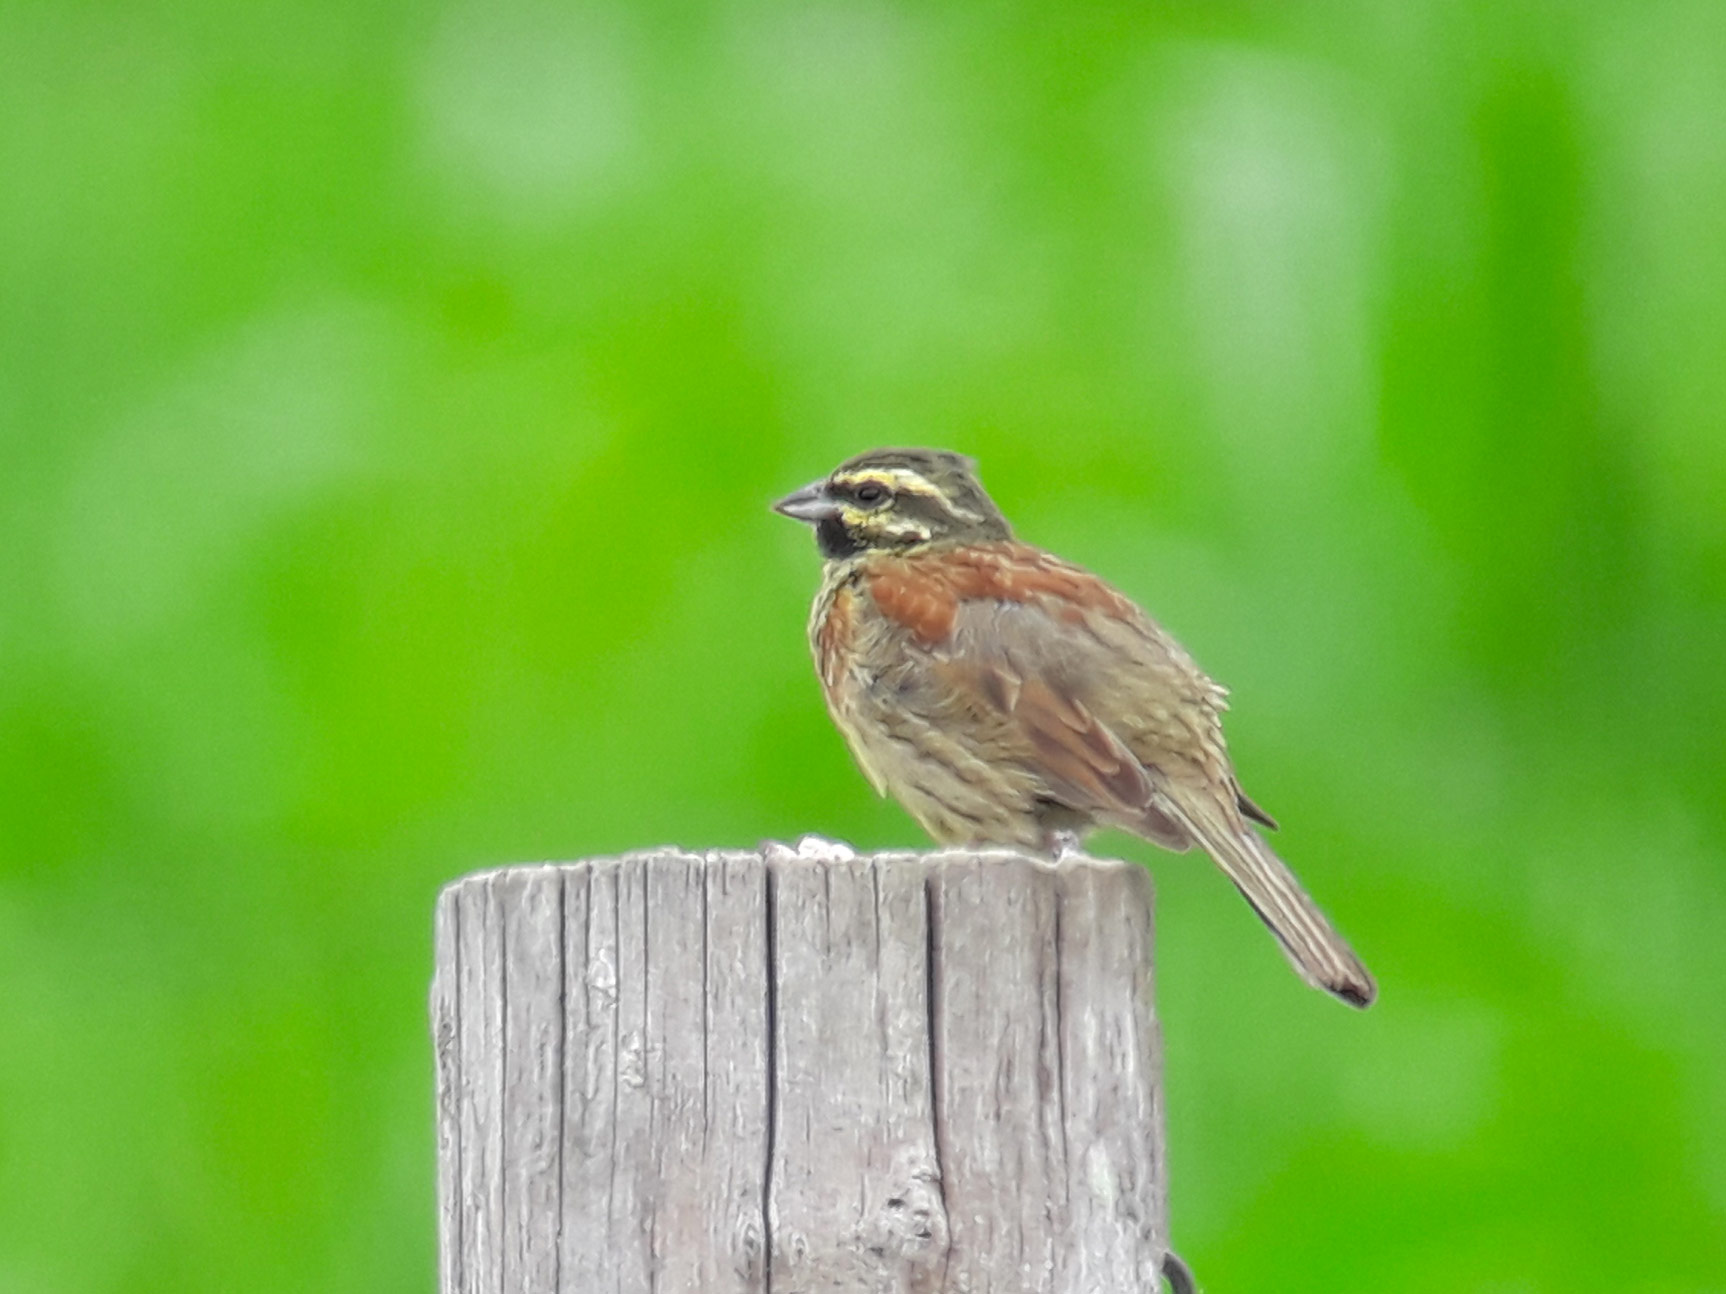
[433,843,1171,1293]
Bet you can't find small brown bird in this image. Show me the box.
[775,447,1375,1007]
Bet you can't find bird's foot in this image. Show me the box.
[1045,829,1086,861]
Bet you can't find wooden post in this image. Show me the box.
[432,840,1172,1293]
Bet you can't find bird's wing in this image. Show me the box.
[964,659,1158,819]
[858,541,1192,838]
[924,595,1188,839]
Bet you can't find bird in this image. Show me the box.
[773,447,1375,1007]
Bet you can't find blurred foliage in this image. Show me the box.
[2,0,1724,1290]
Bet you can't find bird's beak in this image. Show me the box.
[772,480,841,524]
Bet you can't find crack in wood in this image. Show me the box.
[761,863,779,1294]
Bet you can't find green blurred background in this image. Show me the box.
[3,0,1724,1289]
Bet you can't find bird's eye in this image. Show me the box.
[855,482,889,506]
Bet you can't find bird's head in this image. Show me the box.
[773,448,1012,560]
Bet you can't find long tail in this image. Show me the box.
[1168,798,1376,1008]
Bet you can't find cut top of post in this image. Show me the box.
[432,842,1170,1294]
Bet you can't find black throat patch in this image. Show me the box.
[815,515,865,560]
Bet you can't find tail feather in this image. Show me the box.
[1167,798,1375,1008]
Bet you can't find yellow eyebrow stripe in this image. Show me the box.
[834,468,940,496]
[839,506,932,542]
